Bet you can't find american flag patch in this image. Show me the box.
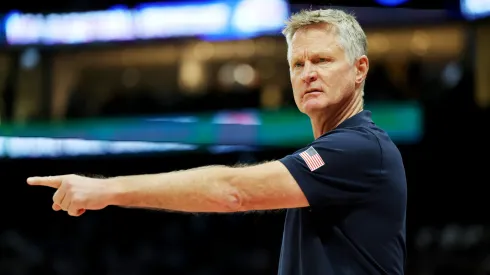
[299,146,325,171]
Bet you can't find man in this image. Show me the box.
[28,8,407,275]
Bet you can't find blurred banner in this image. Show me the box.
[2,0,289,46]
[0,102,422,158]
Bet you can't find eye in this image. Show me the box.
[293,62,304,68]
[316,57,331,63]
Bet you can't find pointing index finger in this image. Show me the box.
[27,175,66,189]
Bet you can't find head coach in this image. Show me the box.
[28,8,407,275]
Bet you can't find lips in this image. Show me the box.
[304,89,322,96]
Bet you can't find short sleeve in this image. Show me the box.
[279,128,382,209]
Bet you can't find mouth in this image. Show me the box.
[304,89,322,96]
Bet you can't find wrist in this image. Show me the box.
[104,177,126,206]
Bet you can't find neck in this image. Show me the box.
[311,94,364,139]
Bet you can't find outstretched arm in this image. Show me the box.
[110,161,308,212]
[27,161,309,216]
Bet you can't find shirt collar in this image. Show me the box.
[336,110,373,129]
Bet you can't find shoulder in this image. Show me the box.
[312,126,384,161]
[279,125,387,183]
[277,126,388,208]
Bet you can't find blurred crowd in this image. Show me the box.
[2,208,490,275]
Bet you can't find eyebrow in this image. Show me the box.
[290,52,328,64]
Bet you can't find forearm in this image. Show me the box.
[107,165,242,213]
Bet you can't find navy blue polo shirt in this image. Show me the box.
[278,110,407,275]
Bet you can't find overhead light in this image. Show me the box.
[375,0,409,7]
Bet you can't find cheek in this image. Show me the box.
[291,76,302,96]
[323,67,353,89]
[342,69,357,90]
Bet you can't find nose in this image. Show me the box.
[300,64,318,83]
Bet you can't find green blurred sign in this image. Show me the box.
[0,102,422,147]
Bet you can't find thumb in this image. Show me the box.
[27,175,66,189]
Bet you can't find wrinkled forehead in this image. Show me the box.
[292,22,338,39]
[288,25,342,61]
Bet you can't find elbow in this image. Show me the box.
[221,172,247,212]
[214,166,262,212]
[223,188,245,212]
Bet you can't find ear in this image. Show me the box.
[355,55,369,86]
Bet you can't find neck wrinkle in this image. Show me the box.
[311,94,363,139]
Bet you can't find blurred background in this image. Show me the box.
[0,0,489,274]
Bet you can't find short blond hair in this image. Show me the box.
[282,8,368,64]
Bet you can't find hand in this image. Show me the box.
[27,174,115,217]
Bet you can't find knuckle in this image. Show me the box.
[64,181,75,192]
[72,195,85,206]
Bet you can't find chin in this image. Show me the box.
[302,100,329,115]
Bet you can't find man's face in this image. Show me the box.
[289,23,364,116]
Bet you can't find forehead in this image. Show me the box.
[289,24,342,57]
